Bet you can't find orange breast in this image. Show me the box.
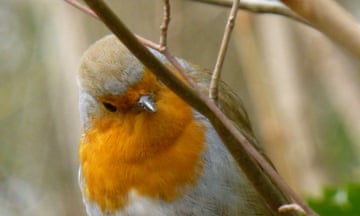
[79,84,206,212]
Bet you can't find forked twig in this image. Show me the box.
[157,0,198,87]
[209,0,239,101]
[64,0,196,87]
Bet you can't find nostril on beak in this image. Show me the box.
[137,95,156,113]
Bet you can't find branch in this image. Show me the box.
[280,0,360,59]
[189,0,309,26]
[209,0,239,101]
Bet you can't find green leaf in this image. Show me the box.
[307,183,360,215]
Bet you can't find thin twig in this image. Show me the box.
[137,35,199,87]
[64,0,98,18]
[135,36,160,50]
[160,0,171,51]
[157,0,198,87]
[189,0,309,26]
[209,0,239,101]
[81,0,317,215]
[62,1,158,50]
[64,0,160,49]
[163,49,199,87]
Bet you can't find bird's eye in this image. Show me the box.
[102,102,117,112]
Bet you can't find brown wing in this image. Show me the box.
[185,63,266,156]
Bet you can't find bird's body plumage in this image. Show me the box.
[77,35,273,216]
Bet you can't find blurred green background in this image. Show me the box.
[1,0,359,215]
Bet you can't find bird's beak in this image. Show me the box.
[137,95,156,113]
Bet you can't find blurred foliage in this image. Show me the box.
[308,183,360,215]
[321,109,357,181]
[0,1,83,215]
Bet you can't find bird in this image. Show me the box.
[77,34,274,216]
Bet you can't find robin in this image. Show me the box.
[77,35,273,215]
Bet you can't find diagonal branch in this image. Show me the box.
[209,0,240,101]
